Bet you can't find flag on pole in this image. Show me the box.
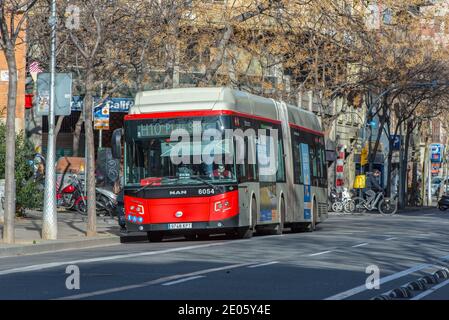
[29,61,43,82]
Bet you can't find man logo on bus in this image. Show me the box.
[170,190,187,196]
[169,121,278,177]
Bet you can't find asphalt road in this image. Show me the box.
[1,208,449,300]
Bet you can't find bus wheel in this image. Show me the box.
[147,232,163,242]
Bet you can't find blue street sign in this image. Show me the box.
[71,96,134,113]
[430,143,444,163]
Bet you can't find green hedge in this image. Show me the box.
[0,123,44,214]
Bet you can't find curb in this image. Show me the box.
[0,236,123,258]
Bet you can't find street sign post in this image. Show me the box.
[93,102,110,130]
[36,73,72,116]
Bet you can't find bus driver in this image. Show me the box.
[211,164,232,179]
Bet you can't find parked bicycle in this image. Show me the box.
[352,191,398,215]
[329,188,356,213]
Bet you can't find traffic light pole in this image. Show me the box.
[42,0,57,240]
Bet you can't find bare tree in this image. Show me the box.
[0,0,37,243]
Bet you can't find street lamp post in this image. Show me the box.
[42,0,57,240]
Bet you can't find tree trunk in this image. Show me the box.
[386,138,394,197]
[2,48,18,243]
[84,70,97,237]
[400,122,412,209]
[421,135,430,205]
[72,112,84,156]
[411,123,421,206]
[201,24,234,85]
[26,94,42,152]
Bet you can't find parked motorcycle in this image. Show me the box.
[438,194,449,211]
[75,174,118,216]
[56,174,84,210]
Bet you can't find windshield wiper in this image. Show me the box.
[133,180,157,194]
[189,175,219,190]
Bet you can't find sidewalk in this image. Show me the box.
[0,210,142,258]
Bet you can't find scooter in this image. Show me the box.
[96,187,118,216]
[438,194,449,211]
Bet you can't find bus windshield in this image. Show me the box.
[124,116,236,187]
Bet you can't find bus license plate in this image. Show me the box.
[168,223,192,230]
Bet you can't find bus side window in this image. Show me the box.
[308,143,318,183]
[236,136,257,183]
[291,132,302,185]
[276,136,286,182]
[247,135,258,182]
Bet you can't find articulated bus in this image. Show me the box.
[113,87,328,242]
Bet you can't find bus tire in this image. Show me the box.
[147,232,163,242]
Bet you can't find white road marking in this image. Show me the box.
[385,237,398,241]
[411,279,449,300]
[247,261,279,268]
[352,243,369,248]
[56,262,254,300]
[0,241,245,276]
[324,263,432,300]
[161,276,206,286]
[308,250,333,257]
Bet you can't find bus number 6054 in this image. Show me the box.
[198,188,215,195]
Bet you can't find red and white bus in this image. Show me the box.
[113,87,328,242]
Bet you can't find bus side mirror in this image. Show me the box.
[111,128,123,159]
